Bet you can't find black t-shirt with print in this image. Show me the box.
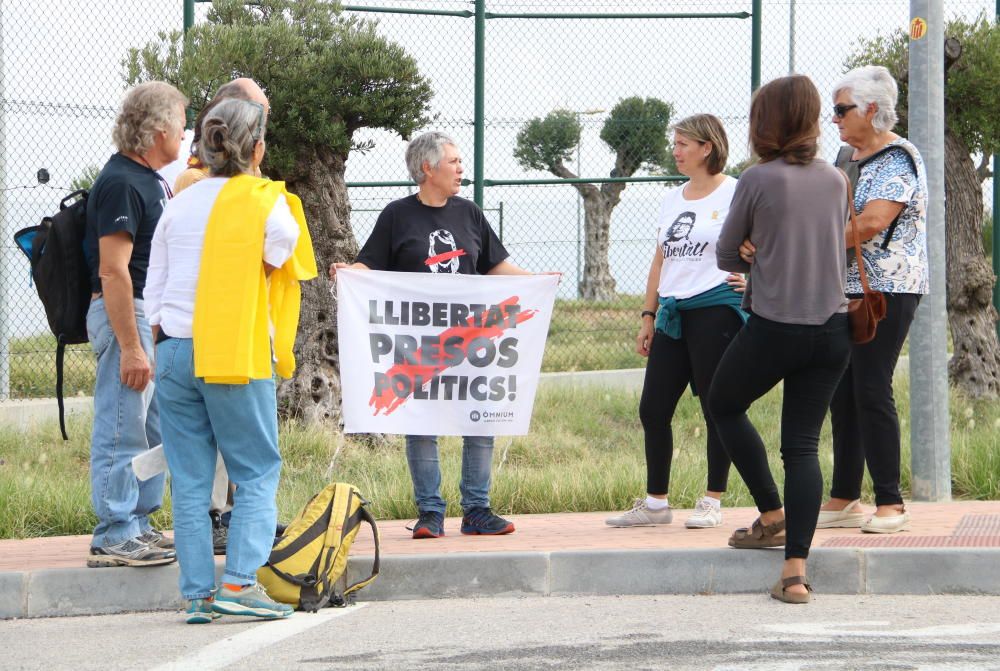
[357,194,509,275]
[84,153,169,295]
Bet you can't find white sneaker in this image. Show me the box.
[605,499,673,527]
[816,499,865,528]
[685,498,723,528]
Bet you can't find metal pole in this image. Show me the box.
[994,154,999,341]
[0,3,10,400]
[788,0,796,74]
[908,1,951,501]
[473,0,485,208]
[576,114,582,298]
[751,0,762,91]
[184,0,195,33]
[994,0,999,341]
[498,201,504,242]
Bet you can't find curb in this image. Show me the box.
[5,546,1000,619]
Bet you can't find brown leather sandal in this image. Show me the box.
[728,517,786,548]
[770,575,813,604]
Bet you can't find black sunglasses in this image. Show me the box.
[833,104,858,119]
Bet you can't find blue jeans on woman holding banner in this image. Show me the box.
[406,435,514,538]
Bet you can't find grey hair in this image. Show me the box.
[833,65,899,133]
[200,99,267,177]
[112,81,188,155]
[406,131,456,184]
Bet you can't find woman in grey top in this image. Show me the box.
[708,75,851,603]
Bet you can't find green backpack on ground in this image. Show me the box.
[257,482,380,612]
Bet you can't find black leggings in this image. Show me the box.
[708,313,850,560]
[829,293,920,506]
[639,306,742,495]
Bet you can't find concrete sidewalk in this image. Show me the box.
[3,500,1000,619]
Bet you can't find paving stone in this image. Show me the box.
[866,548,1000,595]
[348,552,548,600]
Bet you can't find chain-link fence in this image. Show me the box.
[0,0,994,400]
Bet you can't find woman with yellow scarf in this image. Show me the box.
[144,98,316,623]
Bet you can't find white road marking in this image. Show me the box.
[151,603,368,671]
[754,620,1000,638]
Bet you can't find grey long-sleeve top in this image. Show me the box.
[716,158,849,325]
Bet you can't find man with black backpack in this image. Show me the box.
[82,81,188,568]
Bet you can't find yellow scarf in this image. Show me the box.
[192,174,317,384]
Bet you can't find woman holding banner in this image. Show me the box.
[332,130,535,540]
[605,114,746,531]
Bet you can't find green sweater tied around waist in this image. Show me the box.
[655,283,748,340]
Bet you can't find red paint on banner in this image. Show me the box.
[424,249,467,266]
[369,295,536,415]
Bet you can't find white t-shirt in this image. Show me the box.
[143,177,300,337]
[655,176,738,300]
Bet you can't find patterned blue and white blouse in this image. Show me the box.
[846,137,929,295]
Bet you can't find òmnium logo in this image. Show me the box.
[469,410,481,422]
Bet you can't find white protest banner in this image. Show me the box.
[337,269,558,436]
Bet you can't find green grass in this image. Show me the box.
[2,376,998,540]
[9,336,95,399]
[541,296,644,372]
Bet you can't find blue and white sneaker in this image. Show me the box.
[212,583,293,619]
[186,598,221,624]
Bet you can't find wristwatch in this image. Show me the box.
[641,310,656,319]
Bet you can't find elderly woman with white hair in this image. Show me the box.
[331,131,534,540]
[816,65,929,534]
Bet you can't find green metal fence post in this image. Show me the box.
[184,0,195,33]
[473,0,486,208]
[498,201,504,242]
[751,0,762,91]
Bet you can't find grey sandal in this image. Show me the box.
[728,517,786,548]
[770,575,813,604]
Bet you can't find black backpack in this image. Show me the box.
[13,189,91,440]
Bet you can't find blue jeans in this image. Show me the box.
[87,298,163,547]
[155,337,281,600]
[405,435,493,515]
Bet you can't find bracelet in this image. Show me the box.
[641,310,656,319]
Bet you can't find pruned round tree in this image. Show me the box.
[848,15,1000,398]
[514,97,674,301]
[125,0,433,424]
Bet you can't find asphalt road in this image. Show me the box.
[4,594,1000,670]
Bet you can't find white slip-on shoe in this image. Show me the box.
[860,507,910,534]
[816,499,865,529]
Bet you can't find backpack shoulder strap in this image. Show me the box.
[56,338,69,440]
[834,145,855,170]
[342,505,380,598]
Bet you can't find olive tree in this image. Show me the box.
[514,97,673,301]
[848,15,1000,398]
[126,0,433,423]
